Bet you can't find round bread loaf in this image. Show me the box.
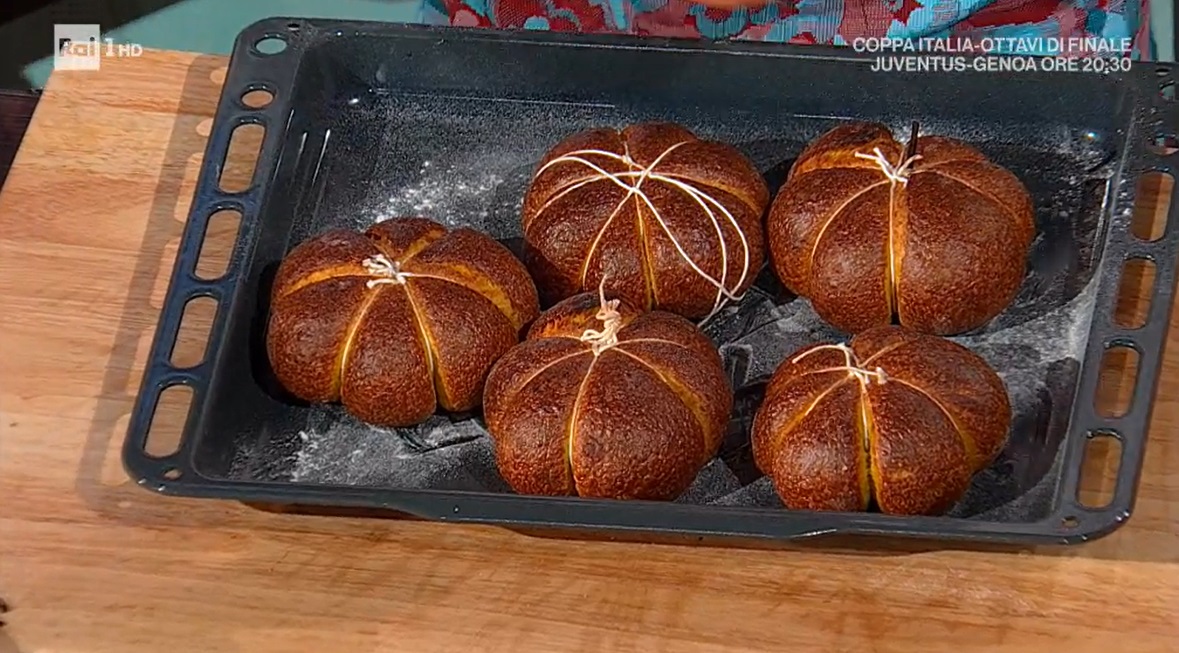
[751,326,1011,515]
[521,122,770,321]
[767,122,1035,335]
[266,217,540,427]
[484,289,732,500]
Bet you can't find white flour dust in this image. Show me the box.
[376,163,506,225]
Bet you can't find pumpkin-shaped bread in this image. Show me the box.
[484,290,732,500]
[521,122,770,321]
[266,217,540,427]
[767,122,1035,335]
[751,326,1011,515]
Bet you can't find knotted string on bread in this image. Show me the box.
[766,121,1035,335]
[522,124,769,324]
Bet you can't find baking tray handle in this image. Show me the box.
[123,19,305,488]
[1050,62,1179,541]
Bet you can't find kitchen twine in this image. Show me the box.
[578,277,622,356]
[792,343,888,386]
[854,146,923,185]
[535,143,752,323]
[362,254,411,287]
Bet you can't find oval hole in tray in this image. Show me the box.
[218,123,265,193]
[254,36,287,55]
[242,88,274,109]
[1130,171,1174,241]
[144,385,194,458]
[1077,430,1123,510]
[195,208,242,280]
[1113,257,1156,329]
[1094,344,1140,418]
[171,296,218,369]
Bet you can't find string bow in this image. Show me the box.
[854,146,923,186]
[792,342,888,386]
[362,254,411,288]
[578,278,623,356]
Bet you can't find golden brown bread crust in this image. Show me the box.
[484,292,732,500]
[266,217,540,427]
[521,122,770,320]
[767,122,1036,335]
[751,325,1011,515]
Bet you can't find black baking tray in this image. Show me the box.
[124,17,1179,546]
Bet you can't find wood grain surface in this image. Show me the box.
[1,50,1178,653]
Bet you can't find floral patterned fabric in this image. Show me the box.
[421,0,1152,58]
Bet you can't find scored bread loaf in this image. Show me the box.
[751,326,1011,515]
[522,122,770,321]
[767,122,1035,335]
[484,289,732,500]
[266,217,540,427]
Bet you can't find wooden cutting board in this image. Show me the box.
[1,49,1176,653]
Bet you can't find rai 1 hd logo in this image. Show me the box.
[53,24,144,71]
